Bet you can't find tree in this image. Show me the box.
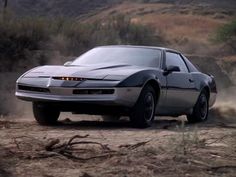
[214,20,236,51]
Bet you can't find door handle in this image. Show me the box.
[189,79,194,83]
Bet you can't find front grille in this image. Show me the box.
[18,85,50,93]
[73,89,114,95]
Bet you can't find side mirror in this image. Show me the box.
[164,65,180,75]
[64,61,72,66]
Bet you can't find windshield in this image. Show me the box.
[72,47,162,68]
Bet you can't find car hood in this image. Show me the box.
[23,63,148,80]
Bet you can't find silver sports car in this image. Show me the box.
[16,46,217,128]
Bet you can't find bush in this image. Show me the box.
[213,20,236,52]
[0,16,50,71]
[89,15,160,46]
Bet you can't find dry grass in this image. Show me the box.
[140,14,225,41]
[223,55,236,62]
[82,1,234,55]
[80,2,171,24]
[84,2,230,41]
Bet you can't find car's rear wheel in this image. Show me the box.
[130,85,156,128]
[187,90,209,123]
[33,102,60,125]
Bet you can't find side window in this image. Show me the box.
[165,52,189,72]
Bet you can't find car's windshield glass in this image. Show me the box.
[72,47,162,68]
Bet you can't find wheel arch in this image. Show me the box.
[117,70,162,104]
[142,79,161,102]
[201,86,210,101]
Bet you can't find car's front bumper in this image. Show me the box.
[15,86,142,107]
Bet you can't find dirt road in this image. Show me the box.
[0,107,236,177]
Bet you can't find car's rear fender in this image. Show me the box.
[191,73,217,107]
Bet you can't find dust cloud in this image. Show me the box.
[0,72,32,118]
[209,86,236,124]
[0,53,67,118]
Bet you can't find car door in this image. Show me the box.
[164,51,198,114]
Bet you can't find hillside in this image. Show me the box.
[81,1,235,55]
[0,0,120,17]
[1,0,236,17]
[1,0,234,57]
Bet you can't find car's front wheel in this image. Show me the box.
[187,90,209,123]
[130,85,156,128]
[33,102,60,125]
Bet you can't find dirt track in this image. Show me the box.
[0,69,235,177]
[0,108,236,177]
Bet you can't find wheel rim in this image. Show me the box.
[144,92,155,122]
[199,94,208,120]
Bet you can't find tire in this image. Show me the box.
[187,90,209,123]
[130,85,156,128]
[102,115,120,121]
[33,102,60,125]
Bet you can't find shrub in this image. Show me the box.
[0,15,50,71]
[213,20,236,52]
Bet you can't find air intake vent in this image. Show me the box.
[73,89,114,95]
[18,85,50,93]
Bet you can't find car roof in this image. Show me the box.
[96,45,180,54]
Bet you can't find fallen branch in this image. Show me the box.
[119,140,151,150]
[44,134,116,160]
[204,135,230,146]
[45,139,60,151]
[67,134,90,143]
[45,135,90,151]
[61,151,124,161]
[12,134,151,161]
[188,159,211,167]
[27,151,61,160]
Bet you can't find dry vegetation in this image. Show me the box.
[0,13,161,72]
[83,1,235,56]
